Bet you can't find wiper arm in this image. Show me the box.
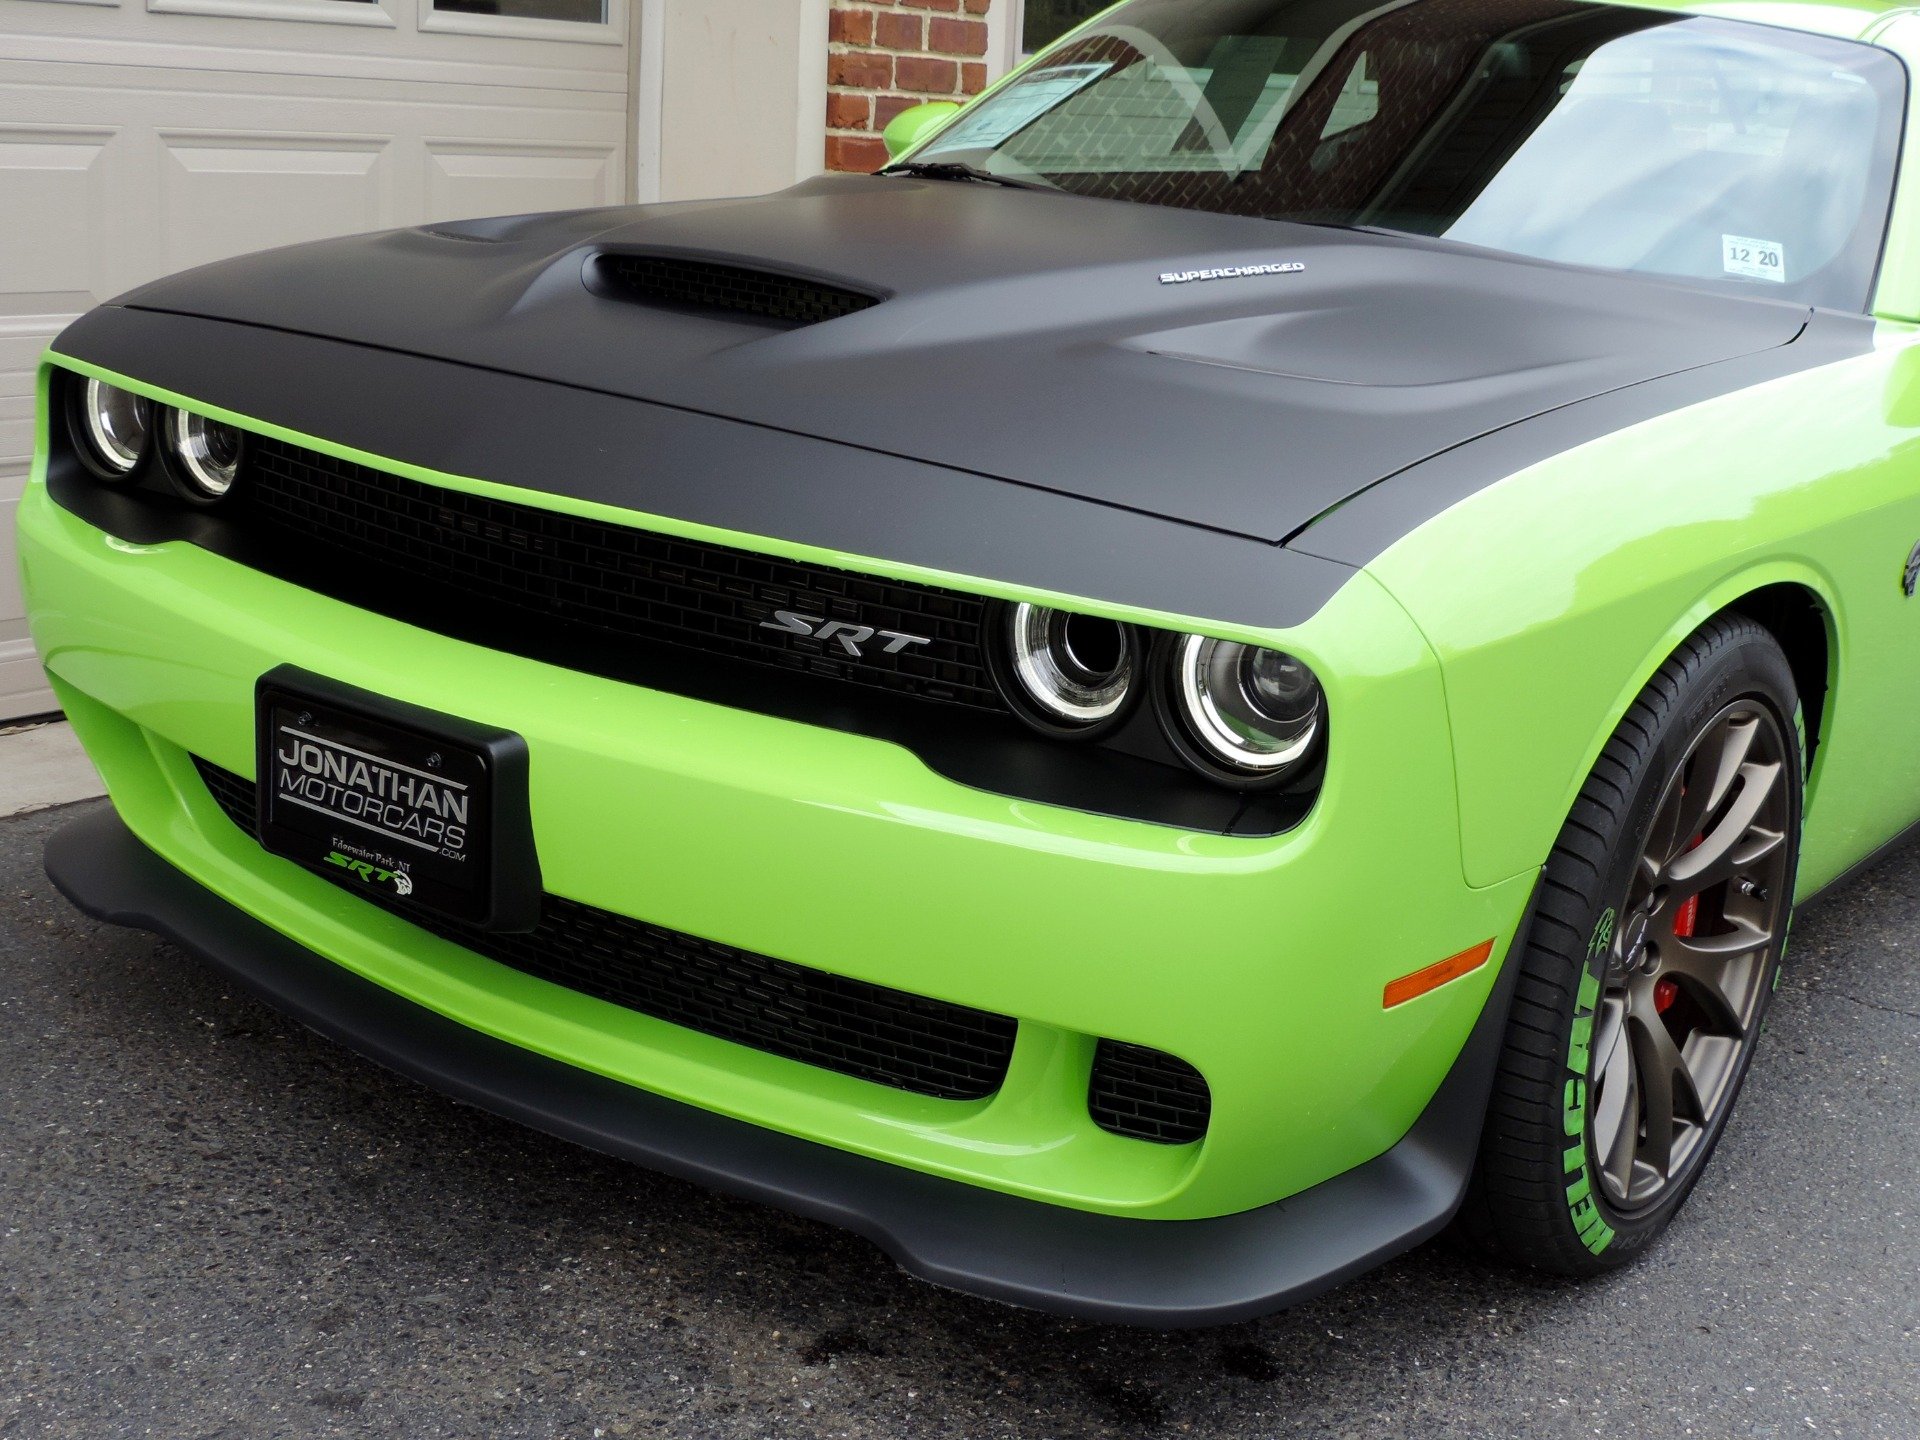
[1268,215,1400,238]
[875,160,1047,191]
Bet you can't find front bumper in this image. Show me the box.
[20,351,1537,1237]
[47,806,1527,1325]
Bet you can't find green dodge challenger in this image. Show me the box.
[20,0,1920,1323]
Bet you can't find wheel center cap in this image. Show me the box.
[1619,909,1653,966]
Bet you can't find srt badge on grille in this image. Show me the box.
[760,609,933,658]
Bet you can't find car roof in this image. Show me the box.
[1607,0,1911,41]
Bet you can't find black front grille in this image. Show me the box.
[1088,1040,1212,1145]
[196,760,258,831]
[193,759,1016,1101]
[242,438,1005,712]
[594,253,881,327]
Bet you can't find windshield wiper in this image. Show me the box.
[875,160,1047,191]
[1269,215,1402,238]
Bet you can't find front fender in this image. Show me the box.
[1357,333,1920,893]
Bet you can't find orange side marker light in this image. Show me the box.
[1383,938,1497,1009]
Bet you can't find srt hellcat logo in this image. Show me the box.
[327,849,414,898]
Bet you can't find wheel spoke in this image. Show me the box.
[1591,997,1637,1196]
[1662,912,1769,1034]
[1665,760,1782,898]
[1666,914,1771,960]
[1646,784,1692,881]
[1670,716,1757,857]
[1665,957,1757,1041]
[1696,716,1758,829]
[1731,825,1787,871]
[1628,1007,1704,1180]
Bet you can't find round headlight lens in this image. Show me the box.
[1006,602,1137,728]
[1173,635,1322,774]
[79,379,151,475]
[165,408,244,499]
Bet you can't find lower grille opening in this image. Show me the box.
[192,758,1016,1101]
[1088,1039,1212,1145]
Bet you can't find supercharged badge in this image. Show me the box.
[1158,262,1305,285]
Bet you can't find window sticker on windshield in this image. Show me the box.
[927,62,1114,153]
[1722,235,1787,283]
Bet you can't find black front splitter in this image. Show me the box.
[45,806,1521,1327]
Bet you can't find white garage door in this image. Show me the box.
[0,0,636,719]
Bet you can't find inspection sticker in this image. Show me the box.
[1722,234,1787,283]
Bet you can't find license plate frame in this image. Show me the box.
[255,666,541,931]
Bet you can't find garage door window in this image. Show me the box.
[423,0,621,41]
[432,0,602,22]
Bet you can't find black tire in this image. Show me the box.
[1457,614,1803,1275]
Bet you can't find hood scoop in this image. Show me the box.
[589,252,883,329]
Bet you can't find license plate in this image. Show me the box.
[255,667,541,931]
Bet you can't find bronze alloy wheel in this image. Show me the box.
[1461,614,1803,1274]
[1589,701,1794,1211]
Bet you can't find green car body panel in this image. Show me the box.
[20,356,1529,1222]
[20,0,1920,1321]
[1358,320,1920,896]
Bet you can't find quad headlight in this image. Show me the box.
[75,379,152,477]
[1002,601,1139,733]
[1167,635,1322,778]
[990,597,1326,788]
[164,407,245,500]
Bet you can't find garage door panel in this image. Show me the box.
[0,513,53,719]
[0,125,115,302]
[0,647,57,723]
[158,130,393,274]
[424,139,617,221]
[0,506,28,620]
[2,316,63,494]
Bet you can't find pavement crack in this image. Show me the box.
[1824,989,1920,1023]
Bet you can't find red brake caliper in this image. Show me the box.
[1662,828,1701,1015]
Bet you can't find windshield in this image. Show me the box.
[912,0,1905,309]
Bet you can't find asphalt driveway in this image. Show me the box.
[3,798,1916,1439]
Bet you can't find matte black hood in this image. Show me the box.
[113,173,1812,544]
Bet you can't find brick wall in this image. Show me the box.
[826,0,995,173]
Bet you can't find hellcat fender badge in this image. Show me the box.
[1159,262,1305,285]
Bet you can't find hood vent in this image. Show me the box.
[591,252,881,328]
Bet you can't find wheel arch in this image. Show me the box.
[1724,581,1834,773]
[1559,565,1840,849]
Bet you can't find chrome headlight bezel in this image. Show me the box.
[162,406,246,502]
[993,600,1142,738]
[1157,633,1324,786]
[70,378,153,480]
